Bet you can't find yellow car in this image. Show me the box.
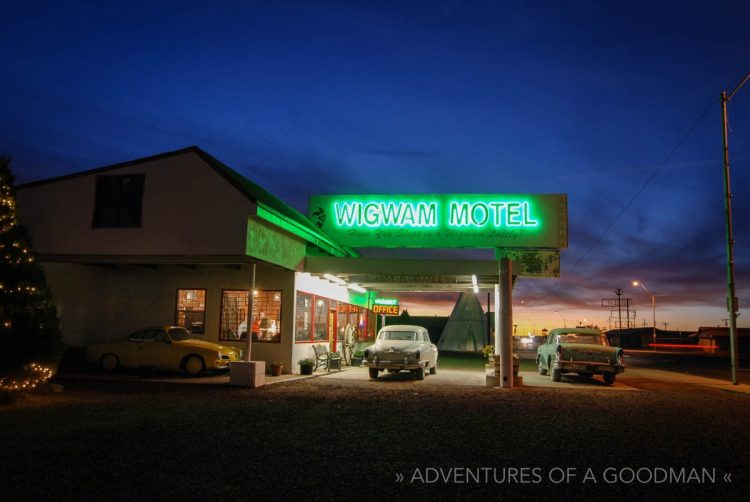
[87,326,242,376]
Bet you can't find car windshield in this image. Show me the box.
[557,334,607,345]
[379,331,418,341]
[168,328,192,341]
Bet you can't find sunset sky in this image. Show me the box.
[2,1,749,332]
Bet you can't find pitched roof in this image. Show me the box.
[17,146,358,258]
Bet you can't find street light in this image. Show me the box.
[632,281,657,348]
[526,318,536,336]
[720,72,748,385]
[554,310,567,328]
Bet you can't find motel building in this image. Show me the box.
[17,147,567,383]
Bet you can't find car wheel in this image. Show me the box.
[100,353,119,371]
[429,362,437,375]
[551,365,562,382]
[537,359,547,375]
[369,368,379,379]
[603,373,616,385]
[183,355,205,376]
[415,366,425,381]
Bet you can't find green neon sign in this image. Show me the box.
[374,297,399,306]
[309,194,567,249]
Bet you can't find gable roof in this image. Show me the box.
[17,146,358,258]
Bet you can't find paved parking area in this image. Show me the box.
[321,365,638,391]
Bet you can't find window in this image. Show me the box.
[295,293,312,341]
[175,289,206,334]
[251,290,282,343]
[219,289,282,343]
[295,292,332,342]
[92,174,145,228]
[220,290,247,341]
[313,297,329,341]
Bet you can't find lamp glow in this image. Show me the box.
[323,273,347,285]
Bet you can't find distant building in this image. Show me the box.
[693,327,750,353]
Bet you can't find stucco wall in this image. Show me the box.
[44,262,296,371]
[17,151,255,256]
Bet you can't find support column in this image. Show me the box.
[495,258,513,388]
[230,262,265,387]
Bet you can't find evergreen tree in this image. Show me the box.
[397,309,411,323]
[0,156,62,375]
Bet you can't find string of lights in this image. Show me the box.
[0,363,54,392]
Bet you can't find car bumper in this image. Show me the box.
[210,358,238,371]
[363,358,425,371]
[554,361,624,374]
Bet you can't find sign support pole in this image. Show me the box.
[496,258,513,388]
[245,262,256,362]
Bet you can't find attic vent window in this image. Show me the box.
[92,174,145,228]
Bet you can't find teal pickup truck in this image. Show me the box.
[537,328,624,385]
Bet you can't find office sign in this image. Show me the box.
[309,194,567,249]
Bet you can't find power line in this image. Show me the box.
[530,96,718,305]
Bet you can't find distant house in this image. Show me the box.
[606,327,658,349]
[693,327,750,353]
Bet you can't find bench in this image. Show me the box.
[313,345,342,372]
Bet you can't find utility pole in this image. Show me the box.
[721,71,749,385]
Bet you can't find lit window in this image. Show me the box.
[175,289,206,334]
[220,289,282,343]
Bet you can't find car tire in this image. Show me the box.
[429,362,437,375]
[415,366,425,380]
[100,353,119,372]
[369,368,379,379]
[551,365,562,382]
[603,373,616,385]
[537,359,547,376]
[183,355,205,376]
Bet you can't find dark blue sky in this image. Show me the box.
[2,1,749,329]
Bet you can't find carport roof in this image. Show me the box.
[304,255,516,292]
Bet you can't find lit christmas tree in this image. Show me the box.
[0,156,62,379]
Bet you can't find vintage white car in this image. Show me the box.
[363,325,438,380]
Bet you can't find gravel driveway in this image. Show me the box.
[2,370,748,500]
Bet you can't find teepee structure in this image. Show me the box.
[437,292,488,352]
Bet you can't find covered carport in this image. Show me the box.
[303,192,570,388]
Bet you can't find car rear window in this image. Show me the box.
[379,331,418,341]
[557,334,606,345]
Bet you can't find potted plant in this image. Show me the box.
[483,345,519,377]
[269,361,283,376]
[298,358,315,375]
[328,351,342,370]
[351,350,365,366]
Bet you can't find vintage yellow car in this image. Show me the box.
[86,326,241,376]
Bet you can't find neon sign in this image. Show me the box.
[309,194,567,249]
[374,297,399,306]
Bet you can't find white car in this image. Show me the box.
[363,325,438,380]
